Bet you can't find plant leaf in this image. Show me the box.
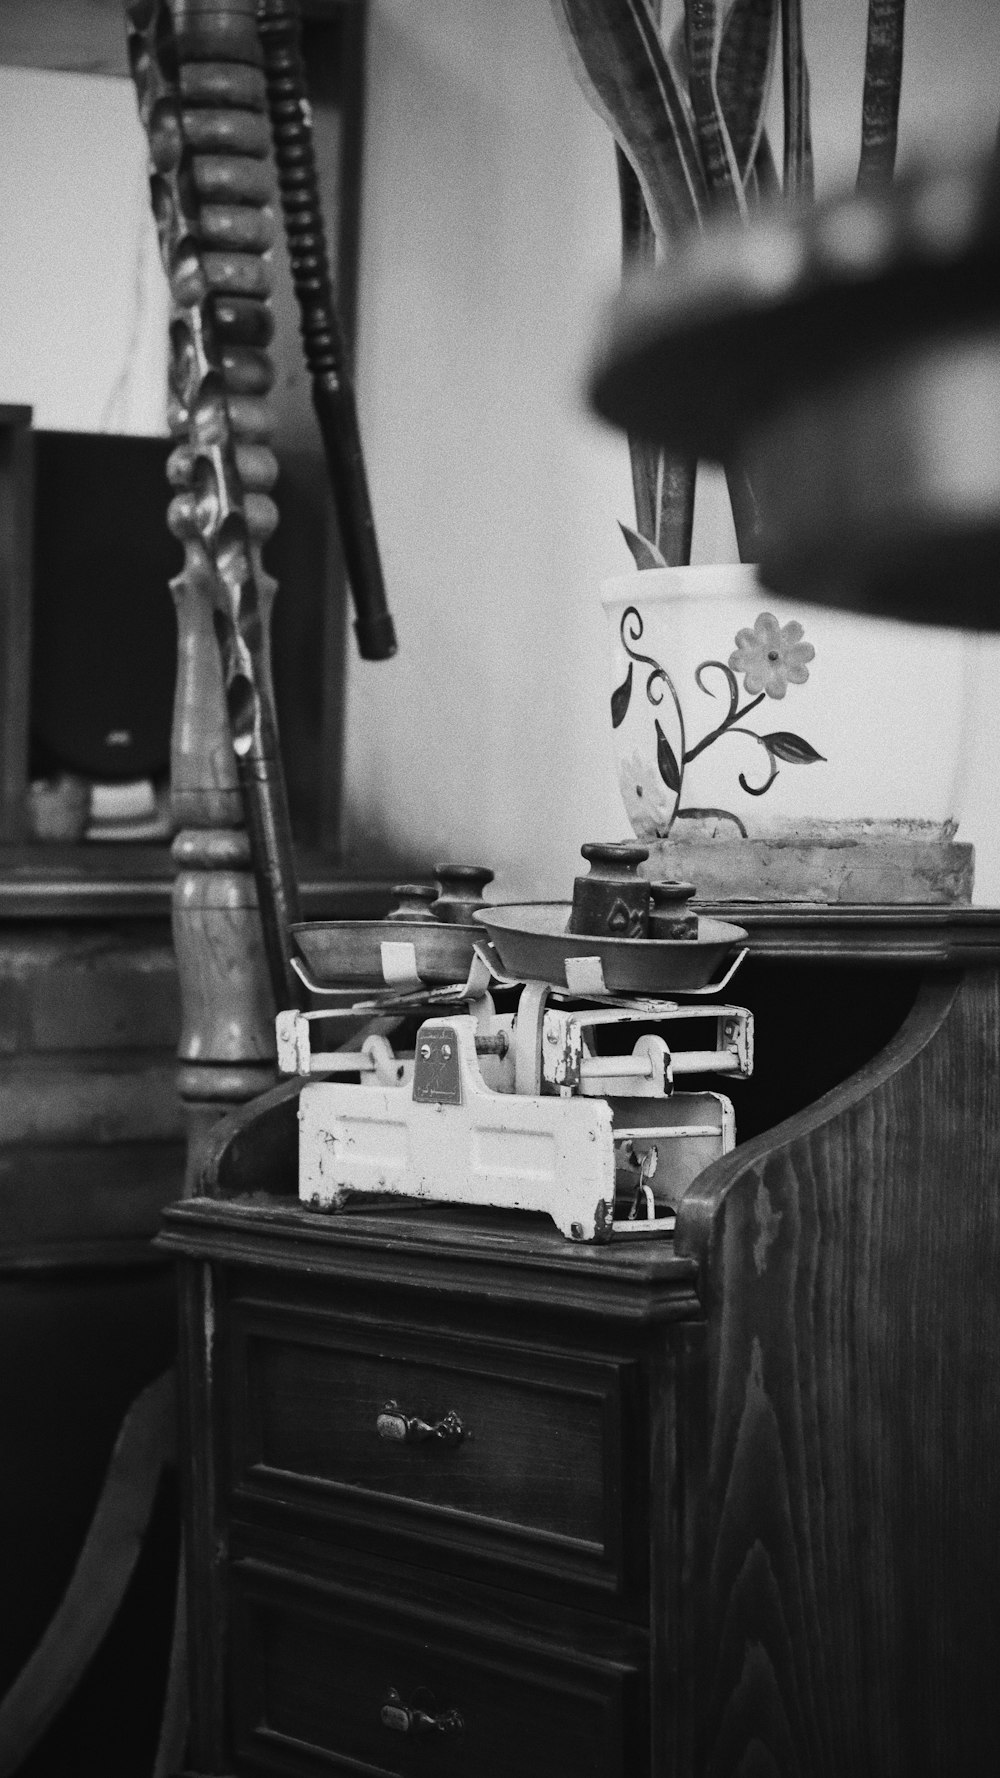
[611,661,634,727]
[717,0,779,183]
[857,0,906,192]
[616,147,660,540]
[654,717,682,792]
[666,10,688,78]
[657,453,696,565]
[616,140,657,269]
[780,0,813,199]
[746,128,781,205]
[684,0,747,216]
[761,730,825,763]
[627,436,659,543]
[548,0,707,244]
[725,456,764,562]
[620,522,668,570]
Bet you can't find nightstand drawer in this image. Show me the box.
[227,1300,639,1602]
[229,1557,645,1778]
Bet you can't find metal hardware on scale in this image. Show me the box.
[412,1026,463,1105]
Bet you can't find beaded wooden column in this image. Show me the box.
[129,0,293,1190]
[257,0,396,662]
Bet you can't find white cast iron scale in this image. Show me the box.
[279,939,753,1242]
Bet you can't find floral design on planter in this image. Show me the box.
[729,612,815,698]
[618,744,677,838]
[612,604,825,839]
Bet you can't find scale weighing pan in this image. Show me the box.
[292,920,481,989]
[475,903,748,994]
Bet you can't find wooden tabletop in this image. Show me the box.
[0,846,400,921]
[3,847,996,961]
[699,901,1000,965]
[158,1194,702,1324]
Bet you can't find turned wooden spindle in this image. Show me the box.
[128,0,299,1184]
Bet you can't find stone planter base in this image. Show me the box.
[643,819,974,904]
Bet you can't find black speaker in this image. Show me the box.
[29,432,181,783]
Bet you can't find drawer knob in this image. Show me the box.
[380,1687,464,1737]
[376,1400,466,1447]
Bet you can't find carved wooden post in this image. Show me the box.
[129,0,290,1188]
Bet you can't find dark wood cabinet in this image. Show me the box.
[161,907,1000,1777]
[161,1198,702,1777]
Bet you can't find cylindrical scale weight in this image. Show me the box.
[128,0,299,1185]
[568,842,651,938]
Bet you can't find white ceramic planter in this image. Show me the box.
[600,564,972,847]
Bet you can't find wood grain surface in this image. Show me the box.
[169,1208,692,1778]
[676,967,1000,1776]
[229,1554,643,1778]
[228,1300,633,1606]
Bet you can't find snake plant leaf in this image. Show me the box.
[780,0,813,199]
[716,0,779,181]
[655,717,682,792]
[666,9,688,76]
[616,140,657,268]
[657,454,697,566]
[627,434,659,542]
[724,458,765,563]
[616,147,659,540]
[761,731,825,763]
[620,522,669,570]
[671,1,777,195]
[684,0,746,216]
[747,128,781,204]
[611,660,635,727]
[857,0,906,191]
[549,0,707,244]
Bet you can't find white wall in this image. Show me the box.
[0,65,166,434]
[343,0,630,894]
[346,0,1000,902]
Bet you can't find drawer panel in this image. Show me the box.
[229,1557,645,1778]
[228,1302,637,1600]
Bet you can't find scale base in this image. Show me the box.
[298,1018,736,1242]
[300,1076,616,1242]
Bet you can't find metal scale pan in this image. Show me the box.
[291,919,482,991]
[475,902,748,995]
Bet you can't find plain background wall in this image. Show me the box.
[3,6,1000,901]
[344,0,1000,901]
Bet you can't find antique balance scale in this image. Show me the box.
[279,851,753,1241]
[127,0,757,1246]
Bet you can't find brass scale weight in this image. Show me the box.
[127,0,395,1009]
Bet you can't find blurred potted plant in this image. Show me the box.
[548,2,973,903]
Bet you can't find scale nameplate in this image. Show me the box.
[412,1025,462,1105]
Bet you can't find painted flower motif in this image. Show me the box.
[729,612,815,700]
[618,748,676,843]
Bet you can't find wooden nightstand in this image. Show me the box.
[161,1192,702,1777]
[161,907,1000,1778]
